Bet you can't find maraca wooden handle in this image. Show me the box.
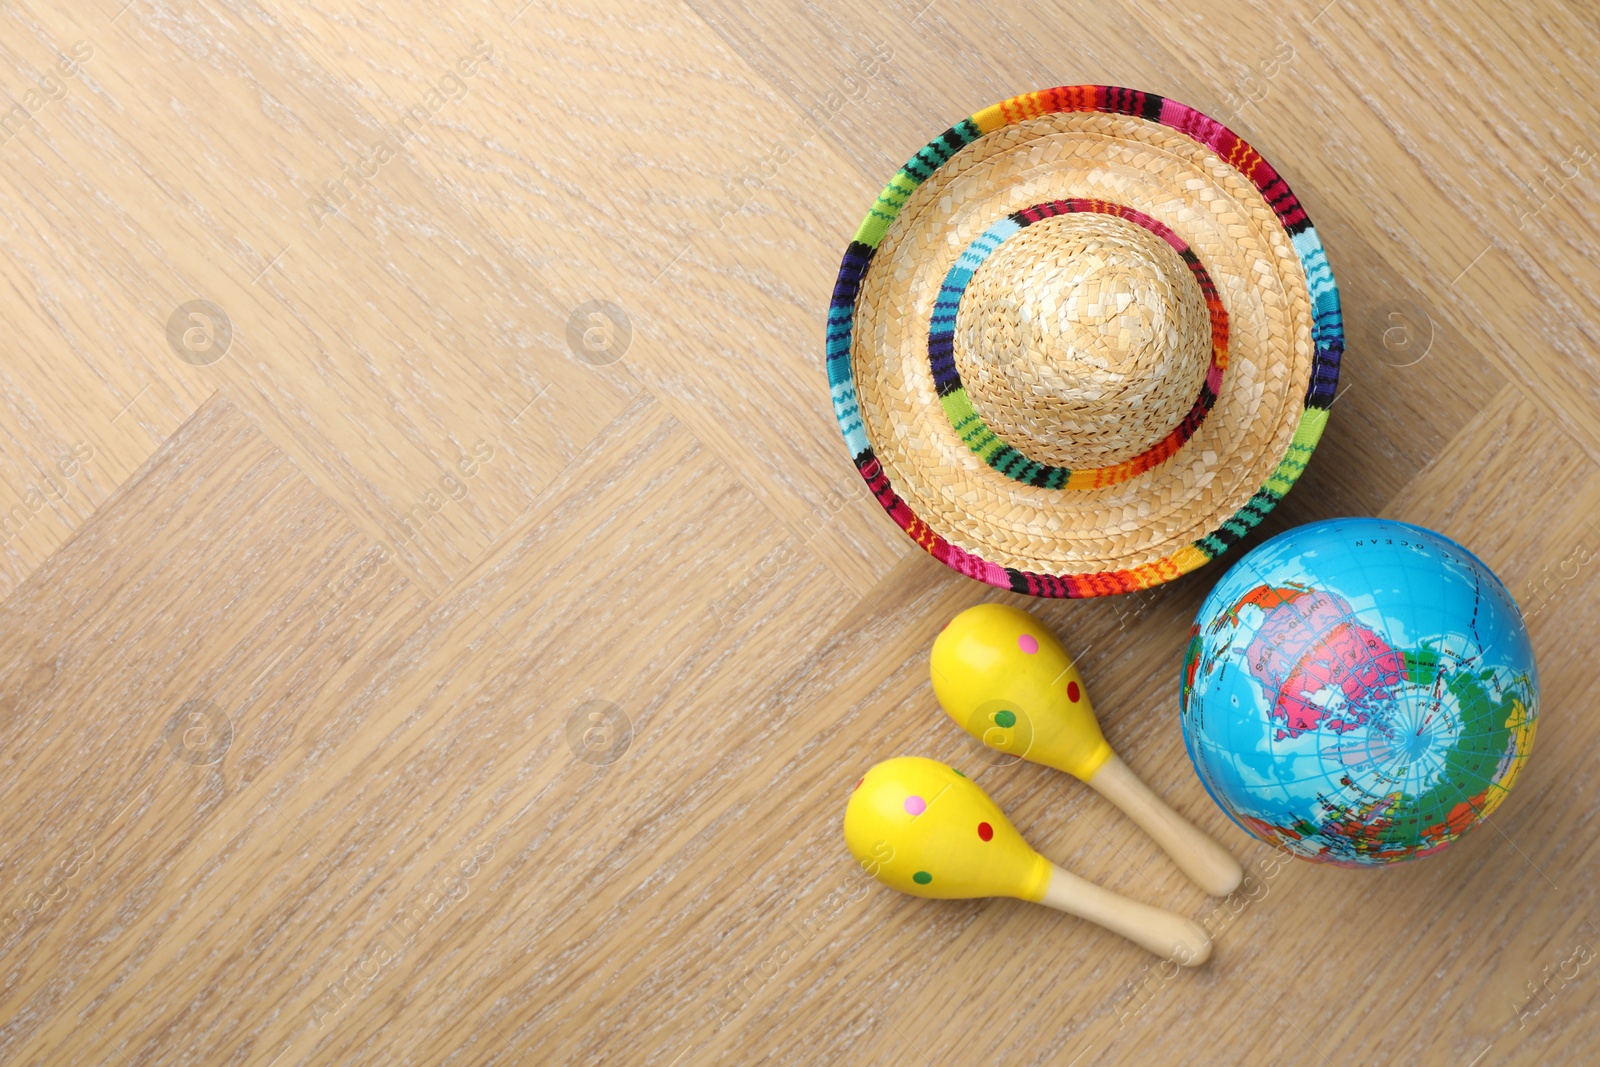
[1038,863,1211,964]
[1087,754,1243,897]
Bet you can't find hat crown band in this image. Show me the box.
[955,212,1212,470]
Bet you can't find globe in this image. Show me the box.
[1180,518,1538,867]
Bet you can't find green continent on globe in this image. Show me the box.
[1305,668,1535,861]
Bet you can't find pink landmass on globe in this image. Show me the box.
[1230,584,1407,740]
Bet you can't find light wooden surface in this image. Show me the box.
[1,0,1597,1063]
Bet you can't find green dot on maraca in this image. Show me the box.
[912,871,932,885]
[993,709,1016,728]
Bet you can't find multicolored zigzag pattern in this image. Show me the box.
[825,85,1344,598]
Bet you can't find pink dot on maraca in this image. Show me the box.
[1018,634,1039,654]
[904,795,926,815]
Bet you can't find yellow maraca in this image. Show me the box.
[844,757,1210,963]
[931,603,1243,897]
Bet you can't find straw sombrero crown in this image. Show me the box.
[827,86,1342,597]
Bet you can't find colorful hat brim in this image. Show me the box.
[825,86,1343,597]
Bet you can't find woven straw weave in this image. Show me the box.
[827,87,1343,597]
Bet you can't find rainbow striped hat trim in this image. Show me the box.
[826,86,1343,598]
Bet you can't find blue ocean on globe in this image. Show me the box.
[1180,517,1538,866]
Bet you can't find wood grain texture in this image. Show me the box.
[0,1,1597,1064]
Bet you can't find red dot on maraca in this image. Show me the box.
[977,822,993,841]
[1068,681,1080,702]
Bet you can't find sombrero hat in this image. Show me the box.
[826,86,1342,597]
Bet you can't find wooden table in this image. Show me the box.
[1,1,1597,1063]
